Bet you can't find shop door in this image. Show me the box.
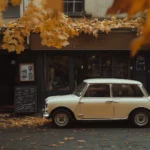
[0,55,17,107]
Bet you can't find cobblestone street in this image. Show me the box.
[1,121,150,150]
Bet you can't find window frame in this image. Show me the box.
[111,84,144,98]
[83,83,111,98]
[3,1,21,18]
[64,0,84,16]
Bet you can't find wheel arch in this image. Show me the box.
[50,106,76,120]
[128,107,150,119]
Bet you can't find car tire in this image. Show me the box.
[130,109,150,127]
[52,109,72,128]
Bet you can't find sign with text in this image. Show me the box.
[14,86,37,113]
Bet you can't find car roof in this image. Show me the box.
[83,78,142,85]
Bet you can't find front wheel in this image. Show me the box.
[130,110,150,127]
[52,109,72,128]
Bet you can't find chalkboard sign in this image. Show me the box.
[14,86,37,113]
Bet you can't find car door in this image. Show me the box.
[77,84,113,119]
[112,84,148,119]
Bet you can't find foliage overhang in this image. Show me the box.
[0,0,147,56]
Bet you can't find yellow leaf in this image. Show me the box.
[0,0,8,11]
[10,0,22,6]
[130,36,145,57]
[8,45,16,52]
[16,45,24,53]
[2,44,9,49]
[60,41,70,47]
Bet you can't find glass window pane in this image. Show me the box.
[115,57,130,79]
[74,55,85,85]
[84,84,110,97]
[64,0,83,13]
[64,2,73,13]
[100,56,111,77]
[47,56,69,91]
[3,3,20,18]
[75,2,83,12]
[131,85,144,97]
[88,55,100,78]
[112,84,143,97]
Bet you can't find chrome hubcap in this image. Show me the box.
[54,113,69,126]
[135,112,148,126]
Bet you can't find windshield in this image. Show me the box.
[73,82,87,97]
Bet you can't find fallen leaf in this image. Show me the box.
[64,137,75,141]
[48,144,59,147]
[125,142,129,145]
[78,140,86,143]
[111,145,116,148]
[59,142,65,145]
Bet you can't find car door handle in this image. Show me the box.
[106,100,113,104]
[79,102,84,104]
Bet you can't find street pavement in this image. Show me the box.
[0,120,150,150]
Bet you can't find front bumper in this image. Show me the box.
[42,109,49,118]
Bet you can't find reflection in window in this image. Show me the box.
[73,82,87,97]
[84,84,110,97]
[45,56,69,91]
[87,55,111,78]
[136,55,146,71]
[74,55,85,85]
[112,84,144,97]
[115,57,130,79]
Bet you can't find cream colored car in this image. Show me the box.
[43,78,150,128]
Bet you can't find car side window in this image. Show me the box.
[84,84,110,97]
[112,84,144,97]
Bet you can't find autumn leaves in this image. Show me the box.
[107,0,150,56]
[0,0,150,55]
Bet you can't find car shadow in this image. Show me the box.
[42,120,150,129]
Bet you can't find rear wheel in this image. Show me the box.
[130,109,150,127]
[52,109,72,128]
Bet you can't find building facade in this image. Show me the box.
[0,0,150,113]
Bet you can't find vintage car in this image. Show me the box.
[43,78,150,128]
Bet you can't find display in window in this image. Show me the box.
[136,55,146,71]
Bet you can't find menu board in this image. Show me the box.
[14,86,37,113]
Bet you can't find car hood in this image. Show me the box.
[45,94,79,103]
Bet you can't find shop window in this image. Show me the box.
[115,57,130,79]
[84,84,110,97]
[112,84,144,97]
[3,2,20,18]
[45,56,69,91]
[87,55,111,78]
[74,55,85,85]
[136,55,146,71]
[64,0,84,16]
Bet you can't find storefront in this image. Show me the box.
[43,51,132,95]
[29,29,150,112]
[1,29,150,113]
